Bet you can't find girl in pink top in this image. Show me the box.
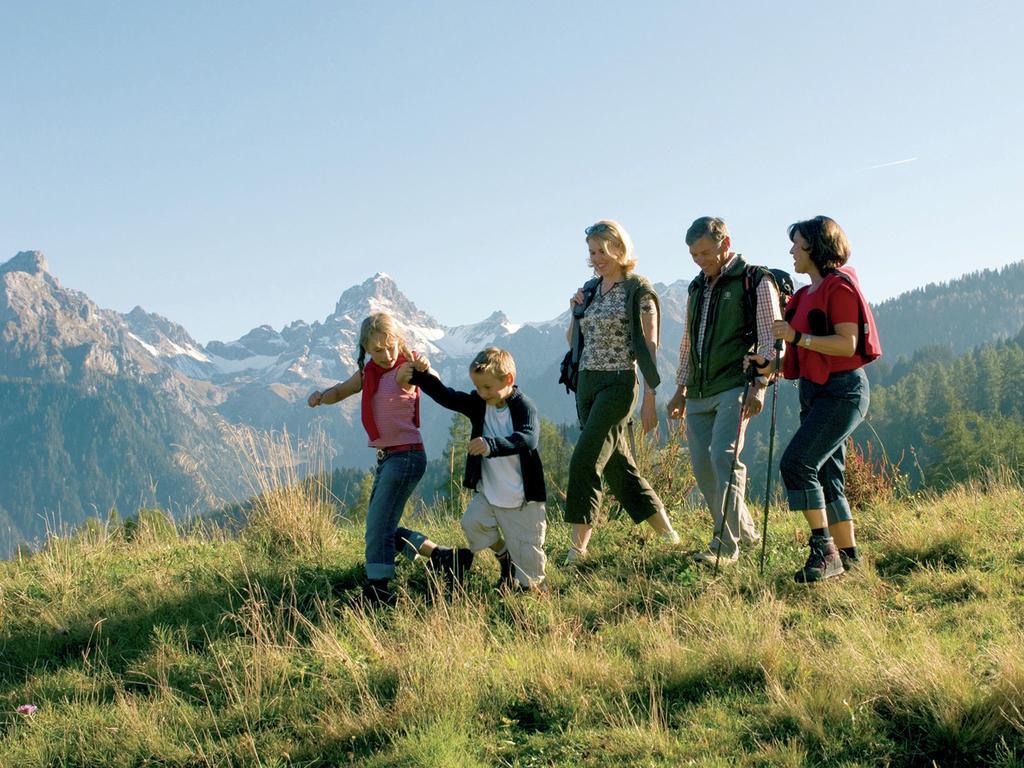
[308,313,471,605]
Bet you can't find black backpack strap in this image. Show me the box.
[741,265,770,343]
[570,277,601,364]
[828,270,869,356]
[742,265,769,316]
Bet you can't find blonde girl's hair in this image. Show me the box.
[585,219,637,275]
[357,313,411,369]
[469,347,516,380]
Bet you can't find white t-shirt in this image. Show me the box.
[481,403,526,508]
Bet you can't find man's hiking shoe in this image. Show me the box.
[361,579,396,607]
[741,531,762,547]
[839,549,862,572]
[693,547,738,567]
[502,579,549,596]
[794,537,844,583]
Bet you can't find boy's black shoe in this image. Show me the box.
[427,547,474,589]
[452,548,474,587]
[361,578,395,607]
[794,537,844,583]
[427,546,453,574]
[497,551,516,592]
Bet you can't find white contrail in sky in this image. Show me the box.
[865,157,918,170]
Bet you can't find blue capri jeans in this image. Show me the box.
[365,448,428,580]
[779,368,870,524]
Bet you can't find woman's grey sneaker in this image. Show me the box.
[794,537,844,583]
[563,546,587,566]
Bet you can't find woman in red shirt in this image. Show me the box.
[770,216,881,583]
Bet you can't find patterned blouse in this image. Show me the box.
[579,281,656,371]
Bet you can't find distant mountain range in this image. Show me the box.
[3,251,1023,555]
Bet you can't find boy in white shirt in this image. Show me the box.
[406,347,547,590]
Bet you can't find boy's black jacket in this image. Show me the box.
[409,370,547,503]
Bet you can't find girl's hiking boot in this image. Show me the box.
[839,548,862,572]
[361,579,396,607]
[794,537,844,583]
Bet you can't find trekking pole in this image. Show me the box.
[714,363,758,575]
[759,338,785,575]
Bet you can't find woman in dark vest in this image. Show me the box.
[767,216,881,582]
[563,219,680,563]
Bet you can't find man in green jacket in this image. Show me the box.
[666,217,781,565]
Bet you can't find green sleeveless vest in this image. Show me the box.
[685,256,755,399]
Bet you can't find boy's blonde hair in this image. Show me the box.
[357,313,411,369]
[585,219,637,275]
[469,347,516,380]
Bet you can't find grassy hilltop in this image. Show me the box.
[2,468,1024,767]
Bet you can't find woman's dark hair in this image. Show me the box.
[788,216,850,274]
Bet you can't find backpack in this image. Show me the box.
[558,278,600,394]
[742,265,795,330]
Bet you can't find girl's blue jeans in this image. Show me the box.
[780,368,870,524]
[365,448,427,580]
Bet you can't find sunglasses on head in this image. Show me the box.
[585,222,613,237]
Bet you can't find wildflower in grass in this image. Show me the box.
[17,704,38,715]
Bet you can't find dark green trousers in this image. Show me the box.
[565,369,663,525]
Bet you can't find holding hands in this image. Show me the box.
[467,437,490,457]
[395,355,431,386]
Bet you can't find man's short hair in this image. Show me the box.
[470,347,516,380]
[685,216,730,247]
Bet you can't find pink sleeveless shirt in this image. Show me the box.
[367,367,422,449]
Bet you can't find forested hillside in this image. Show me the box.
[872,261,1024,369]
[0,377,235,549]
[868,329,1024,487]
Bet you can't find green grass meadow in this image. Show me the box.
[2,476,1024,766]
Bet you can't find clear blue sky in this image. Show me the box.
[3,2,1022,343]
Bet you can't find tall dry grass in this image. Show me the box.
[3,431,1024,765]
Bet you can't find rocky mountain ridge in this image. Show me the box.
[6,249,1023,557]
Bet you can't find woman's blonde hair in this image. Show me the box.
[357,313,411,369]
[585,219,637,275]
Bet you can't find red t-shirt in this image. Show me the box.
[786,275,864,384]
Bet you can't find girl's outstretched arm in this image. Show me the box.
[308,369,362,408]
